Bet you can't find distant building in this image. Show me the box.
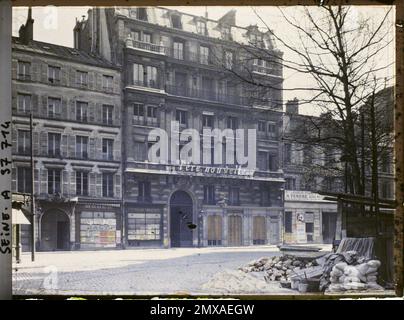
[12,9,123,251]
[75,7,285,248]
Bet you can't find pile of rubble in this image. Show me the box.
[238,255,319,282]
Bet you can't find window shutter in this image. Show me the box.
[89,102,95,123]
[61,134,68,158]
[32,132,39,156]
[34,169,39,195]
[96,73,102,91]
[61,97,68,119]
[96,173,102,197]
[41,95,47,117]
[89,137,96,159]
[40,132,48,156]
[70,100,76,121]
[62,170,69,196]
[40,168,48,196]
[113,139,119,161]
[11,127,17,154]
[12,59,17,79]
[88,72,94,89]
[68,134,75,158]
[32,94,39,115]
[11,167,16,192]
[96,103,102,123]
[114,173,121,198]
[32,62,39,82]
[41,64,47,83]
[70,169,76,196]
[89,172,96,196]
[95,138,102,160]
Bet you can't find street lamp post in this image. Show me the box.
[198,209,204,247]
[30,113,35,261]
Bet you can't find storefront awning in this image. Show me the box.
[12,208,31,225]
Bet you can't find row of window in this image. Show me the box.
[129,8,261,43]
[16,167,115,197]
[16,130,114,160]
[16,60,115,91]
[16,93,115,125]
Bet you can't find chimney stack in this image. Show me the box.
[19,7,34,44]
[285,98,299,114]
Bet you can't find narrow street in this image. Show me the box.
[12,245,331,296]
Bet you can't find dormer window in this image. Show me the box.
[196,20,206,35]
[137,8,148,21]
[171,14,182,29]
[249,33,263,46]
[221,26,231,40]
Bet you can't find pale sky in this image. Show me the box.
[12,6,395,116]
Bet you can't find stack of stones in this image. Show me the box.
[239,255,319,282]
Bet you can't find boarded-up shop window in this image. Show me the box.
[207,215,222,246]
[127,208,161,241]
[228,215,242,246]
[253,216,266,244]
[80,211,116,248]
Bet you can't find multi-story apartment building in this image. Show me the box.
[12,10,123,251]
[75,7,285,248]
[281,91,395,244]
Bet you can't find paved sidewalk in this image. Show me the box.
[12,245,332,296]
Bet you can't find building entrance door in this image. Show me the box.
[228,215,242,246]
[41,210,70,251]
[322,212,337,244]
[170,191,193,247]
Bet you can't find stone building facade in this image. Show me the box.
[75,7,285,248]
[12,11,123,251]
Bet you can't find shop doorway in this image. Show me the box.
[169,191,193,247]
[41,209,70,251]
[322,212,337,244]
[228,215,242,246]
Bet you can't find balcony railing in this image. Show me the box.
[132,79,159,89]
[126,39,166,54]
[166,84,250,105]
[252,64,282,77]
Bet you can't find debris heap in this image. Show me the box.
[238,255,319,282]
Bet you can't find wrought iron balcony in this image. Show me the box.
[126,39,167,55]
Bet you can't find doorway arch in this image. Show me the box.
[169,190,194,247]
[40,209,70,251]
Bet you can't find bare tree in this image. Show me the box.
[216,5,394,196]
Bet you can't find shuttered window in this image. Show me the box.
[253,216,266,245]
[228,215,242,246]
[207,215,222,246]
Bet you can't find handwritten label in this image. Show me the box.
[0,121,11,255]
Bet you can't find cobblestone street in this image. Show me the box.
[12,245,331,296]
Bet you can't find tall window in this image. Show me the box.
[202,114,213,128]
[17,93,31,113]
[173,41,184,60]
[17,167,32,193]
[285,177,296,190]
[258,151,268,171]
[48,169,61,194]
[48,97,61,118]
[207,215,222,246]
[102,104,114,125]
[133,103,145,124]
[203,185,215,204]
[76,136,88,159]
[224,51,233,69]
[76,70,88,86]
[221,26,231,40]
[17,61,31,80]
[131,30,140,41]
[227,116,238,130]
[146,66,157,87]
[76,171,88,196]
[200,46,209,65]
[138,181,151,202]
[171,14,182,29]
[102,138,114,160]
[142,32,151,43]
[196,20,206,35]
[17,130,30,155]
[284,211,292,233]
[258,121,266,132]
[253,216,266,244]
[176,110,187,126]
[76,101,88,122]
[136,8,148,21]
[133,63,144,86]
[102,75,113,91]
[48,133,61,157]
[102,172,114,197]
[229,187,240,206]
[146,105,158,126]
[284,143,292,164]
[48,65,61,84]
